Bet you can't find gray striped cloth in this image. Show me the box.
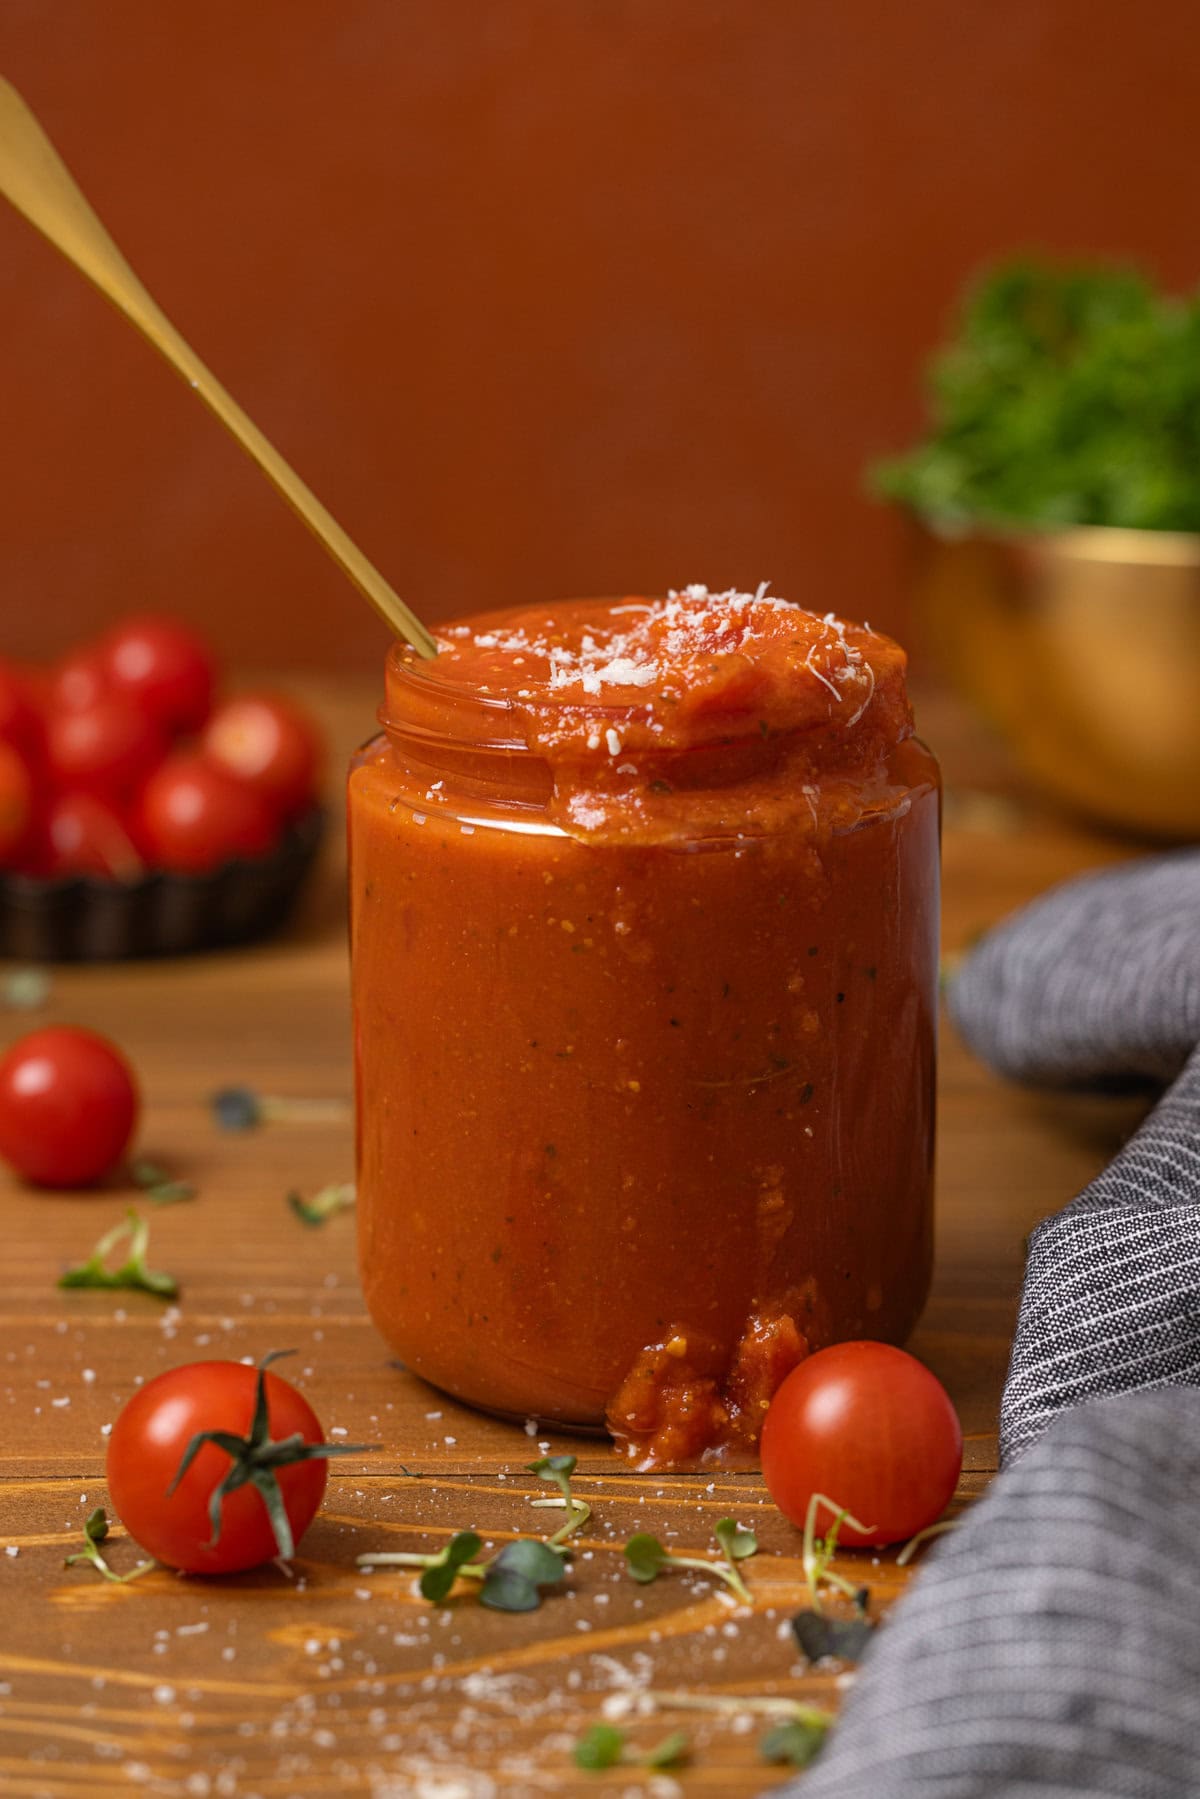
[789,853,1200,1796]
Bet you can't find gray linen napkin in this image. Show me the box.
[787,852,1200,1796]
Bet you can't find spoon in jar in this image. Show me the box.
[0,76,437,659]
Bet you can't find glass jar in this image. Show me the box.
[348,590,939,1466]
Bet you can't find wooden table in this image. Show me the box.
[0,681,1141,1798]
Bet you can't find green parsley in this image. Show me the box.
[356,1529,566,1613]
[873,258,1200,533]
[573,1723,690,1772]
[526,1453,591,1546]
[287,1182,355,1226]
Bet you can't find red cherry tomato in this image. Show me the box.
[45,792,144,881]
[107,1360,331,1573]
[136,752,279,873]
[201,693,322,819]
[760,1341,963,1548]
[0,1026,138,1187]
[45,695,164,802]
[0,660,45,762]
[50,649,110,714]
[0,741,35,865]
[100,614,218,736]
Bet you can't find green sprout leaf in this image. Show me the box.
[644,1729,690,1769]
[527,1453,591,1546]
[2,966,51,1011]
[131,1160,196,1205]
[792,1608,874,1663]
[419,1530,484,1602]
[63,1507,155,1585]
[802,1492,876,1615]
[573,1724,626,1771]
[58,1209,179,1300]
[623,1524,754,1602]
[761,1716,830,1768]
[572,1724,690,1773]
[212,1087,352,1132]
[623,1531,668,1584]
[166,1350,376,1561]
[715,1517,758,1562]
[287,1182,355,1226]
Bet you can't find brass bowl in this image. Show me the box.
[912,524,1200,838]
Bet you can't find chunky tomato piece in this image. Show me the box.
[760,1341,962,1547]
[0,1026,139,1187]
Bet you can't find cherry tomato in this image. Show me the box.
[201,693,322,819]
[100,614,218,736]
[45,792,144,881]
[760,1341,962,1547]
[50,649,110,714]
[0,660,45,761]
[136,752,279,873]
[45,695,164,802]
[0,1026,138,1187]
[0,741,35,866]
[107,1360,331,1573]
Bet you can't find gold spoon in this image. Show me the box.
[0,77,437,659]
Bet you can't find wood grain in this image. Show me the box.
[0,680,1137,1796]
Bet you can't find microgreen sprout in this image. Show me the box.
[287,1182,355,1226]
[356,1530,566,1613]
[211,1086,352,1132]
[896,1517,959,1566]
[131,1159,196,1205]
[58,1209,178,1299]
[167,1351,376,1560]
[647,1690,832,1767]
[801,1492,874,1614]
[2,966,50,1010]
[527,1453,591,1547]
[624,1517,757,1603]
[64,1507,155,1585]
[573,1723,690,1772]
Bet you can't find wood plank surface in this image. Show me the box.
[0,680,1141,1797]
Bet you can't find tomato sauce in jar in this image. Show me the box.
[348,586,939,1466]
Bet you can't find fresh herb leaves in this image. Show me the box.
[131,1159,196,1205]
[802,1492,875,1615]
[573,1724,689,1772]
[211,1087,352,1132]
[357,1529,566,1613]
[624,1518,757,1603]
[761,1715,830,1768]
[874,258,1200,533]
[58,1209,178,1299]
[792,1608,874,1663]
[2,966,50,1011]
[64,1507,155,1584]
[527,1453,591,1545]
[287,1182,355,1226]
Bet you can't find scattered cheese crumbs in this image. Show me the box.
[443,1436,457,1447]
[523,1419,538,1436]
[51,1396,70,1408]
[81,1368,96,1384]
[329,1427,348,1438]
[4,1546,18,1558]
[604,727,623,757]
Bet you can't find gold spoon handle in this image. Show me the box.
[0,77,437,659]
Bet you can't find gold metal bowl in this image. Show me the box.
[913,524,1200,838]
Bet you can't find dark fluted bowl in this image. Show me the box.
[0,806,326,961]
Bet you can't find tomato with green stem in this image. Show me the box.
[106,1354,367,1573]
[760,1341,962,1548]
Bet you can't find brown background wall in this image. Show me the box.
[1,0,1198,675]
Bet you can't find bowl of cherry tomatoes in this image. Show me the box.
[0,614,326,960]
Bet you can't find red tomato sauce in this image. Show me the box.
[348,587,939,1464]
